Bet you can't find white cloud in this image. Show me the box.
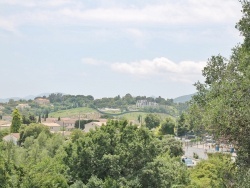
[0,0,74,7]
[57,1,240,25]
[111,57,206,83]
[0,0,241,30]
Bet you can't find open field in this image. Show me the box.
[49,107,97,118]
[117,112,175,122]
[49,107,175,123]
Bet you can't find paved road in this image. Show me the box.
[183,143,234,160]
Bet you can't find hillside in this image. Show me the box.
[173,93,195,103]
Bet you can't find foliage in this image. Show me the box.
[10,108,22,133]
[159,117,175,135]
[0,130,68,187]
[193,152,199,159]
[70,129,84,142]
[22,114,36,125]
[19,123,51,144]
[236,168,250,188]
[144,114,161,129]
[176,113,188,137]
[189,153,235,188]
[0,129,9,141]
[189,0,250,167]
[140,154,190,187]
[100,114,114,119]
[63,120,186,186]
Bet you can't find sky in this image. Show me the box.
[0,0,243,99]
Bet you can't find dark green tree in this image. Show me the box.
[38,114,41,123]
[159,117,175,135]
[189,0,250,169]
[177,113,188,137]
[63,120,186,186]
[19,123,51,144]
[10,109,22,133]
[144,114,161,129]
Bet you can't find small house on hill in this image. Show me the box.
[3,133,20,145]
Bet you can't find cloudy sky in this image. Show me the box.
[0,0,243,99]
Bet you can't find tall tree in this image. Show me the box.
[159,117,175,135]
[177,113,188,137]
[144,114,161,129]
[190,0,250,167]
[10,109,22,133]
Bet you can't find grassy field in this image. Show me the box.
[49,107,97,118]
[49,108,175,123]
[117,112,175,122]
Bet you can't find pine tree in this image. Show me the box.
[10,109,22,133]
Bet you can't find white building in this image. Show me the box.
[136,100,158,108]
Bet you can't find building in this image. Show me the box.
[42,122,61,132]
[84,122,106,133]
[57,118,77,127]
[3,133,20,145]
[136,100,158,108]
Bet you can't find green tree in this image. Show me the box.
[64,120,186,186]
[19,123,51,144]
[159,117,175,135]
[189,0,250,173]
[10,109,22,133]
[189,153,235,188]
[144,114,161,129]
[140,154,189,187]
[177,113,188,137]
[38,114,41,123]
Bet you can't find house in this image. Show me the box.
[84,122,106,133]
[57,118,77,127]
[41,118,57,123]
[136,100,158,108]
[42,122,61,132]
[3,133,20,145]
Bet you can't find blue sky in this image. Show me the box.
[0,0,243,99]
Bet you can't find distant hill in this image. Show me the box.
[173,93,196,103]
[0,93,51,103]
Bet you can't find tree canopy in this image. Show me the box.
[10,108,22,133]
[189,0,250,168]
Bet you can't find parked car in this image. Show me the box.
[182,157,195,168]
